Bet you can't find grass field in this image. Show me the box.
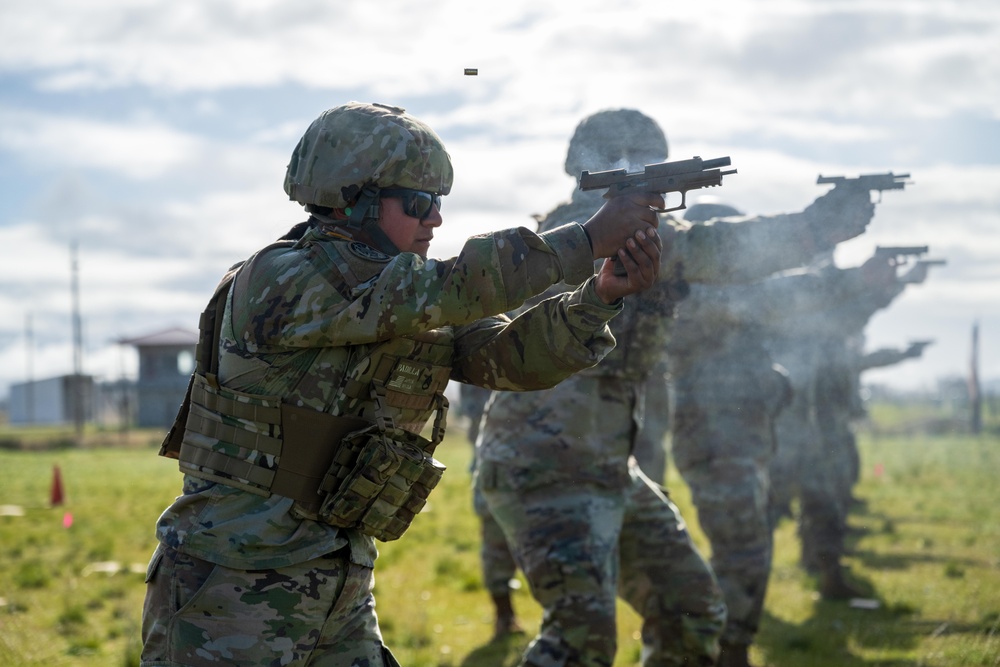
[0,413,998,666]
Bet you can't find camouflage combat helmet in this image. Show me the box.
[564,108,668,177]
[284,102,454,215]
[683,200,744,224]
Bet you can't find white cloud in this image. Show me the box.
[0,107,202,178]
[1,0,999,396]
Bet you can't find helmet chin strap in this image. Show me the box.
[344,185,401,255]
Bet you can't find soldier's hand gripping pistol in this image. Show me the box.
[580,156,737,281]
[806,171,910,245]
[873,245,945,283]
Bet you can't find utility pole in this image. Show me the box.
[969,321,982,435]
[118,341,130,444]
[25,313,35,424]
[70,241,85,445]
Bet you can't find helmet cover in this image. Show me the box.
[284,102,454,208]
[565,108,668,177]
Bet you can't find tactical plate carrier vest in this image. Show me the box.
[160,243,449,542]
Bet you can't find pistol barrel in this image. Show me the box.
[701,157,732,170]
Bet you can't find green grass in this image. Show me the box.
[0,415,998,666]
[753,429,1000,667]
[0,440,173,666]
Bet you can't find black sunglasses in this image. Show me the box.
[380,188,442,220]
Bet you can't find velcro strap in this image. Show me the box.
[383,391,436,410]
[342,378,367,399]
[343,381,439,411]
[187,403,283,456]
[374,356,399,386]
[178,441,276,494]
[191,379,282,425]
[345,356,404,399]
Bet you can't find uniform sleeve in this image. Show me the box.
[727,268,872,325]
[671,213,823,284]
[450,279,622,390]
[753,269,904,337]
[231,223,597,352]
[860,348,912,371]
[675,268,864,330]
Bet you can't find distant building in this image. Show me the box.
[120,327,198,429]
[8,374,96,426]
[93,378,138,429]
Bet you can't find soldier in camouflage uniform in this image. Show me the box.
[858,340,932,381]
[633,358,671,484]
[140,101,666,667]
[811,261,934,548]
[458,383,523,639]
[819,336,931,515]
[668,200,779,667]
[831,337,932,500]
[668,206,903,666]
[853,337,933,436]
[475,109,876,667]
[632,199,765,490]
[765,254,929,600]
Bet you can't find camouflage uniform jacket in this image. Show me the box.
[851,343,919,419]
[762,266,906,425]
[763,267,905,375]
[155,220,622,570]
[478,192,852,489]
[668,268,875,401]
[477,193,843,491]
[666,267,872,464]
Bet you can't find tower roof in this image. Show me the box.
[118,327,198,347]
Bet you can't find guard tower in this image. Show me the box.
[120,327,198,429]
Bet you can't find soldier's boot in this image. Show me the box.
[818,565,866,600]
[717,642,754,667]
[491,593,523,640]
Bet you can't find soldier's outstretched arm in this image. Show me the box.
[802,186,876,247]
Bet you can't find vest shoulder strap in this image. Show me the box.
[160,241,286,459]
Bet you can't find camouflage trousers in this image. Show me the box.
[480,459,726,667]
[473,479,519,597]
[675,458,773,646]
[140,544,398,667]
[670,399,776,647]
[822,416,861,509]
[633,370,671,485]
[770,406,849,571]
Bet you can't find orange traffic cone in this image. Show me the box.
[50,465,65,507]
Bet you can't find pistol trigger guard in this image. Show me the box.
[660,190,688,213]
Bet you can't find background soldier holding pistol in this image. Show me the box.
[140,101,664,667]
[476,108,876,667]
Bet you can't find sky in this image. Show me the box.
[0,0,998,400]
